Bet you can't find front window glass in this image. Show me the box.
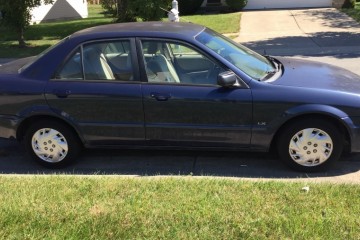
[141,40,225,85]
[195,29,275,80]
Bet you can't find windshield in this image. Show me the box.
[195,29,275,80]
[19,36,70,73]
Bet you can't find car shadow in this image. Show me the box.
[0,139,359,179]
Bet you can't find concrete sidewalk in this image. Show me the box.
[236,8,360,56]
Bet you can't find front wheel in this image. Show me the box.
[277,119,343,172]
[24,120,81,168]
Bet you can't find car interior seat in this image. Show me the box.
[83,46,115,80]
[145,42,180,83]
[106,52,134,81]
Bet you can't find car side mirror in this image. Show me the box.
[217,71,237,87]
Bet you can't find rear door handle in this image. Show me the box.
[150,92,171,101]
[53,89,71,98]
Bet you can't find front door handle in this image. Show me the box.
[150,92,171,101]
[53,89,71,98]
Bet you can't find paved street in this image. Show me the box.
[1,139,360,183]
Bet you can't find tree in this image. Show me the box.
[101,0,136,22]
[0,0,53,47]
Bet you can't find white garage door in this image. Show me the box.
[244,0,332,10]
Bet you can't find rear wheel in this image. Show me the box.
[277,119,343,172]
[24,120,81,168]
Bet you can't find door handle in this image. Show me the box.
[53,89,71,98]
[150,92,171,101]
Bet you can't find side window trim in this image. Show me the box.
[129,38,141,82]
[80,44,85,80]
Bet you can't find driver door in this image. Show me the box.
[139,39,253,148]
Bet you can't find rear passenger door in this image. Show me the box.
[45,39,145,146]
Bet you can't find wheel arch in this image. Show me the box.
[16,115,84,145]
[270,113,351,153]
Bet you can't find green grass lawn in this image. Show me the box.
[0,176,359,239]
[342,2,360,22]
[0,5,241,58]
[178,12,240,34]
[0,5,113,58]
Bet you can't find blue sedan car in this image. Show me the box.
[1,22,360,171]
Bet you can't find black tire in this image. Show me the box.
[24,120,82,168]
[277,119,343,172]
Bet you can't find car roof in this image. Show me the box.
[71,21,206,39]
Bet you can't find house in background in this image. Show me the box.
[31,0,88,24]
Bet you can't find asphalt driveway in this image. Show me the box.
[237,8,360,56]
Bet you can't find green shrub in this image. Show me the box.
[129,0,171,21]
[342,0,356,8]
[178,0,204,15]
[225,0,247,11]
